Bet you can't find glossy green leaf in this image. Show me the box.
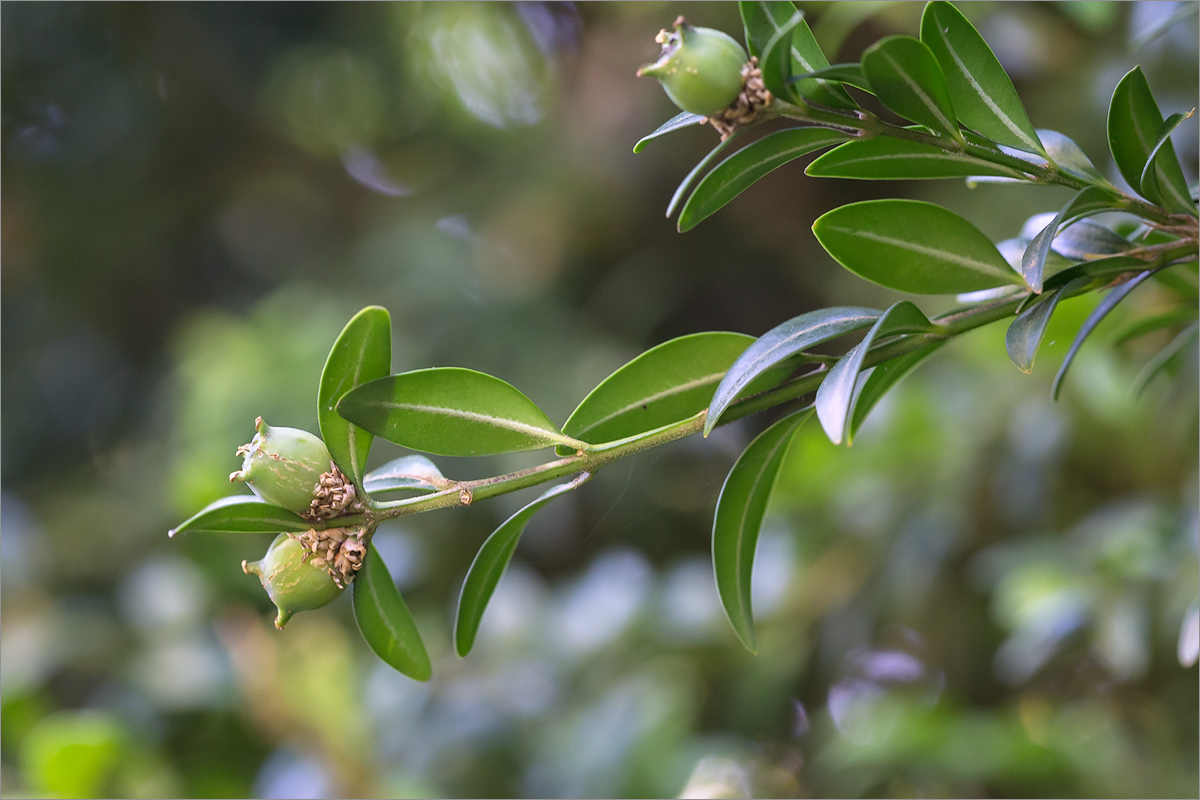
[1108,67,1195,215]
[168,496,309,537]
[338,368,582,457]
[1112,307,1199,346]
[1040,254,1146,292]
[1037,129,1109,184]
[789,63,873,93]
[1053,270,1155,399]
[318,306,391,485]
[705,307,881,435]
[806,136,1023,180]
[815,301,944,445]
[562,332,768,453]
[920,1,1046,156]
[713,408,811,653]
[633,111,706,154]
[362,455,448,495]
[739,1,854,108]
[667,129,745,219]
[1140,111,1196,215]
[1020,186,1122,292]
[353,547,431,681]
[813,199,1023,294]
[849,339,947,439]
[1005,278,1087,374]
[455,477,585,657]
[679,128,851,232]
[760,10,806,103]
[1131,321,1199,396]
[862,35,961,142]
[1051,220,1135,261]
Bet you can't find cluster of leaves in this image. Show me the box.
[172,0,1197,680]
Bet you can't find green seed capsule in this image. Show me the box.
[230,417,331,514]
[637,17,748,117]
[243,533,344,628]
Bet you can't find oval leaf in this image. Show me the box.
[562,332,771,453]
[759,9,806,103]
[633,111,706,154]
[806,136,1023,180]
[706,307,881,435]
[455,477,585,657]
[362,455,448,495]
[862,35,961,142]
[713,408,811,653]
[849,339,947,439]
[813,199,1024,294]
[1108,67,1194,215]
[1005,277,1088,374]
[679,128,851,232]
[353,547,431,681]
[815,301,944,445]
[168,496,309,537]
[1053,270,1155,399]
[318,306,392,485]
[740,2,855,108]
[1037,129,1109,184]
[1020,186,1122,292]
[920,1,1046,156]
[338,368,581,457]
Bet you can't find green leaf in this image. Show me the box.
[1108,67,1195,215]
[760,10,807,104]
[1140,111,1197,215]
[1112,307,1199,346]
[667,129,745,219]
[1020,186,1122,292]
[849,339,947,439]
[920,1,1046,156]
[455,477,585,657]
[1036,129,1109,184]
[815,301,944,445]
[168,496,310,537]
[338,368,582,457]
[806,136,1024,180]
[713,408,811,653]
[813,199,1024,294]
[1053,270,1154,399]
[740,1,855,108]
[706,307,881,435]
[861,35,961,142]
[789,63,873,93]
[353,547,431,681]
[1005,278,1088,374]
[561,332,769,453]
[1050,220,1135,261]
[362,455,448,495]
[633,111,706,154]
[318,306,391,486]
[1041,254,1146,292]
[679,128,851,232]
[1131,321,1199,396]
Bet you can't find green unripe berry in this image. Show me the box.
[243,533,344,628]
[637,17,748,117]
[230,417,332,514]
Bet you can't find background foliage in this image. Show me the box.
[2,2,1197,797]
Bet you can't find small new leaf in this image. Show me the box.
[634,111,707,154]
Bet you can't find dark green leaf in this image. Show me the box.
[813,199,1024,294]
[1053,270,1155,399]
[740,2,855,107]
[1112,307,1199,346]
[1108,67,1195,215]
[806,136,1023,180]
[706,307,881,435]
[713,408,811,653]
[760,10,806,103]
[318,306,391,486]
[633,111,707,154]
[679,128,851,231]
[849,340,947,439]
[667,129,745,219]
[338,368,582,457]
[1037,129,1109,184]
[562,332,771,453]
[1005,278,1087,374]
[1140,111,1196,215]
[1020,186,1122,292]
[815,301,944,445]
[353,547,431,681]
[1041,254,1146,292]
[1051,220,1135,261]
[168,496,309,537]
[861,35,961,141]
[362,455,448,495]
[921,1,1046,156]
[455,477,585,656]
[1131,321,1199,396]
[789,63,873,93]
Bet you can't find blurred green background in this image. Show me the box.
[2,2,1197,797]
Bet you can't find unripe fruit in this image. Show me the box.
[243,533,344,628]
[637,17,748,117]
[230,417,332,514]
